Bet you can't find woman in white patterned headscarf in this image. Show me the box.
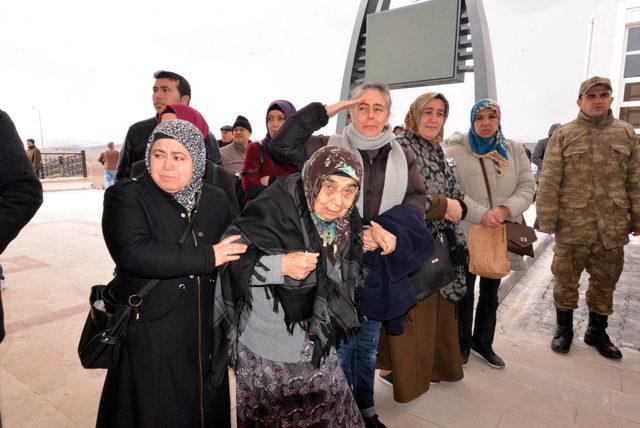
[97,119,245,428]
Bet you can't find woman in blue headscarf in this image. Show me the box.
[446,99,535,369]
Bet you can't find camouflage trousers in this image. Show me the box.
[551,241,624,316]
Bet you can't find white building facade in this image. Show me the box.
[587,0,640,129]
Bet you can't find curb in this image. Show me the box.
[41,178,95,192]
[498,231,554,302]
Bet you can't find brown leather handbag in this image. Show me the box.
[478,159,537,257]
[504,220,537,257]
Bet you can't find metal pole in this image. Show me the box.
[81,150,88,177]
[466,0,497,100]
[38,108,45,151]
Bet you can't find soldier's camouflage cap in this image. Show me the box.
[579,76,612,97]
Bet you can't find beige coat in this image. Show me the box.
[445,132,535,246]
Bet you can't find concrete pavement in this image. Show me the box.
[0,188,638,427]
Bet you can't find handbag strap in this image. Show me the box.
[478,158,494,208]
[479,159,526,226]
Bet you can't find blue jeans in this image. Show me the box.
[104,169,116,189]
[336,317,381,418]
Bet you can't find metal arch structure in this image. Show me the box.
[337,0,497,132]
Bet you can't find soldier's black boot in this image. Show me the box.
[584,311,623,360]
[551,308,573,353]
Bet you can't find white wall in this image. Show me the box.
[588,0,640,116]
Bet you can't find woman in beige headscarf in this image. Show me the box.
[377,92,467,402]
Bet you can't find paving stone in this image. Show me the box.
[611,390,640,423]
[575,405,640,427]
[495,339,623,390]
[0,367,76,428]
[621,368,640,394]
[497,388,578,427]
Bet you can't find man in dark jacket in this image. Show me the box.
[532,123,561,229]
[115,70,221,181]
[532,123,562,183]
[217,125,233,147]
[0,109,44,343]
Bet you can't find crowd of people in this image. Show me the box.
[3,69,637,427]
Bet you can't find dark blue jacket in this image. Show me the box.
[357,204,434,334]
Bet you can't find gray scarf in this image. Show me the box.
[328,123,407,215]
[145,119,206,212]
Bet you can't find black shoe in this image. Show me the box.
[551,308,574,354]
[461,349,470,367]
[584,311,623,360]
[471,346,505,368]
[363,414,387,428]
[378,372,393,386]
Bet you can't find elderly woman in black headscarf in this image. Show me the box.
[214,146,365,427]
[97,119,245,428]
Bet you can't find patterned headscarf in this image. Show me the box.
[469,98,509,176]
[145,119,206,212]
[302,146,363,264]
[404,92,449,144]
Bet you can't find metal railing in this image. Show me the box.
[40,151,87,179]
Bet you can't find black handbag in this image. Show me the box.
[78,217,194,369]
[478,159,537,257]
[77,280,144,369]
[410,232,456,300]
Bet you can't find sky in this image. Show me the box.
[1,0,596,148]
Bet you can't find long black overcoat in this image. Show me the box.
[0,109,43,343]
[97,172,232,428]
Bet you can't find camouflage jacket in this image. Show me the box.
[536,110,640,248]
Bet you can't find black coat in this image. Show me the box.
[115,117,222,181]
[97,173,232,428]
[0,109,43,343]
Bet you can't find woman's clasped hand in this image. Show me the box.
[212,234,247,266]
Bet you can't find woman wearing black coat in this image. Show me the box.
[97,120,246,427]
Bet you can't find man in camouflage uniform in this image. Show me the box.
[537,76,640,359]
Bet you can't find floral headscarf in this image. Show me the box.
[404,92,449,144]
[302,146,363,264]
[145,119,206,212]
[469,98,509,176]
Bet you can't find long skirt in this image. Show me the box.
[235,339,364,427]
[377,292,464,403]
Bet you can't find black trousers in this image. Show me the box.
[458,271,501,354]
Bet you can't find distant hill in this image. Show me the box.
[43,141,122,153]
[44,139,122,151]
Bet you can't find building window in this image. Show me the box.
[621,26,640,128]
